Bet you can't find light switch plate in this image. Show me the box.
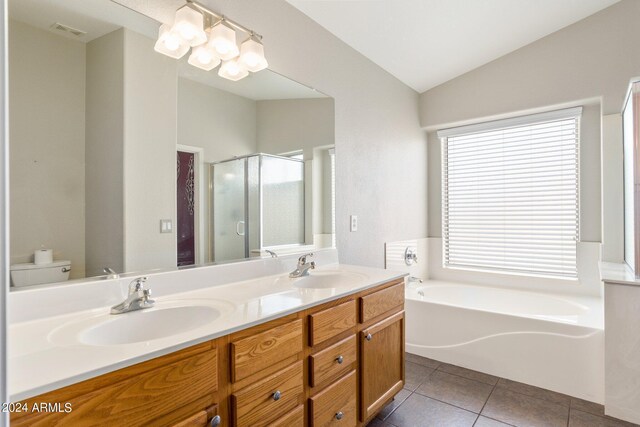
[160,219,172,233]
[350,215,358,232]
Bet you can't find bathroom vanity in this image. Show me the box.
[8,254,405,427]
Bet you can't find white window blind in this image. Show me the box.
[439,107,581,278]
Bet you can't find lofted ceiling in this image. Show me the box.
[286,0,620,93]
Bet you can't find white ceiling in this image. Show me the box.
[286,0,620,93]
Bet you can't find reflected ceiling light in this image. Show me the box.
[173,5,207,46]
[209,22,239,60]
[218,58,249,81]
[154,24,189,59]
[154,0,267,81]
[188,44,221,71]
[239,35,268,72]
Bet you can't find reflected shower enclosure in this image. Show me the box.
[210,154,305,262]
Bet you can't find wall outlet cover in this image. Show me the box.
[160,219,172,233]
[350,215,358,232]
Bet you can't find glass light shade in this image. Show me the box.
[218,59,248,81]
[173,5,207,46]
[154,24,189,59]
[239,37,268,72]
[209,22,239,60]
[188,45,221,71]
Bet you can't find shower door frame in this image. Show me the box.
[210,153,305,262]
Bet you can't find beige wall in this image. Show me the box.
[9,20,86,279]
[85,29,125,277]
[419,0,640,129]
[419,1,640,251]
[178,77,257,163]
[256,98,335,160]
[122,0,428,269]
[123,29,178,273]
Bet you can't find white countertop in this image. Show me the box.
[599,262,640,286]
[9,261,405,401]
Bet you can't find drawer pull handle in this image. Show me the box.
[210,415,221,427]
[272,390,282,401]
[336,355,344,364]
[335,411,344,420]
[365,333,372,341]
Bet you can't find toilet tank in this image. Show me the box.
[10,260,71,287]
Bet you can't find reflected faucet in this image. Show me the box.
[104,267,119,280]
[265,249,278,258]
[289,253,315,278]
[110,277,155,315]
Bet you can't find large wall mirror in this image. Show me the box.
[8,0,335,289]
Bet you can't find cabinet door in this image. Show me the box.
[359,311,405,421]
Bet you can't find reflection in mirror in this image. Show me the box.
[8,0,335,289]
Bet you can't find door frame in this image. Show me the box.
[176,145,205,266]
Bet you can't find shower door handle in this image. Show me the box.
[236,221,245,236]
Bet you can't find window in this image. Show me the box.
[438,107,581,278]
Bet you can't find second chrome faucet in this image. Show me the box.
[289,253,315,278]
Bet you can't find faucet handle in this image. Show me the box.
[128,276,148,293]
[298,252,314,264]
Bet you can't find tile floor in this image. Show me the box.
[367,353,638,427]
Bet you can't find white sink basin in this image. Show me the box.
[80,306,220,346]
[289,270,367,289]
[49,299,234,346]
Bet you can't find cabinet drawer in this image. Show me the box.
[11,343,218,427]
[309,370,357,427]
[271,404,304,427]
[170,405,219,427]
[231,319,303,382]
[310,335,357,388]
[359,282,404,323]
[309,300,356,347]
[231,361,303,427]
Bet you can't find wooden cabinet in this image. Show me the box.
[309,370,357,426]
[230,318,303,382]
[171,405,219,427]
[12,279,405,427]
[10,341,219,427]
[309,335,357,388]
[360,311,405,421]
[231,361,304,427]
[309,300,356,346]
[359,282,404,323]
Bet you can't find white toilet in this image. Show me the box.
[10,260,71,287]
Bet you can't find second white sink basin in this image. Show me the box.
[290,270,367,289]
[80,306,220,346]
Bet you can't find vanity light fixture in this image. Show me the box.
[239,35,268,72]
[218,58,249,81]
[173,5,207,46]
[209,21,239,60]
[154,23,190,59]
[188,43,221,71]
[154,0,268,81]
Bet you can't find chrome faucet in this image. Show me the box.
[110,277,155,315]
[289,253,315,278]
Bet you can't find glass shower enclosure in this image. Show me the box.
[210,153,305,263]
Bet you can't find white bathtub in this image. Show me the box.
[405,281,604,403]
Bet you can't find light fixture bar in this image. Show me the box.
[185,0,263,40]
